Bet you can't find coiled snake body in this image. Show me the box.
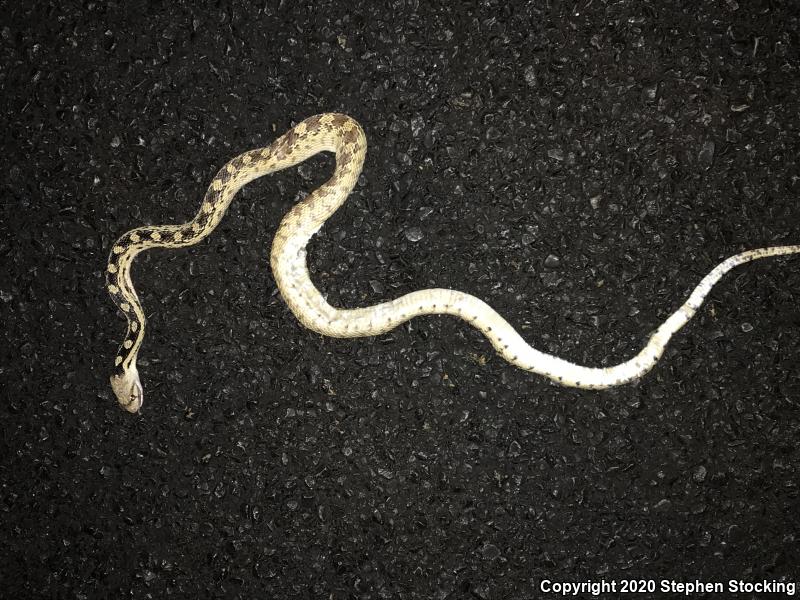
[107,113,800,412]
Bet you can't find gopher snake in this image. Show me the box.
[107,113,800,412]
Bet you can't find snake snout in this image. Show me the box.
[124,387,143,413]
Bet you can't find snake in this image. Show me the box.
[107,113,800,413]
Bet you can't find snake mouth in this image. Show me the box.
[122,393,142,413]
[123,380,143,413]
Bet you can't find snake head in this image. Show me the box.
[110,366,143,413]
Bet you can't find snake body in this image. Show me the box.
[107,113,800,412]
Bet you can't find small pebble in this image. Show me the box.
[404,227,424,242]
[523,65,537,87]
[543,254,561,269]
[698,140,715,170]
[693,465,707,483]
[642,82,658,101]
[485,126,502,141]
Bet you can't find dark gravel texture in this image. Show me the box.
[2,1,800,598]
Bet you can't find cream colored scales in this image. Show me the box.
[107,113,800,412]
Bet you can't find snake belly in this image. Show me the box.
[107,113,800,412]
